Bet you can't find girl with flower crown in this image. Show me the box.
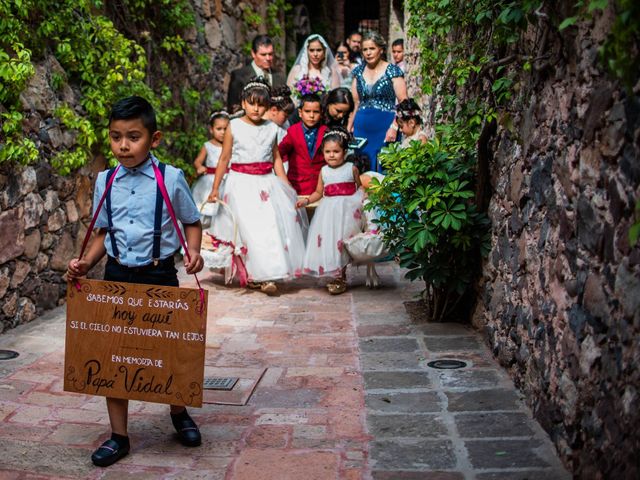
[192,111,229,225]
[208,77,307,295]
[287,34,340,96]
[396,99,429,147]
[296,126,365,295]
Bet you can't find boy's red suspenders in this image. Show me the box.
[104,166,122,260]
[78,164,121,261]
[75,159,205,314]
[150,160,206,312]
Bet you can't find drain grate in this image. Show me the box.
[0,350,19,360]
[427,359,467,369]
[203,377,238,390]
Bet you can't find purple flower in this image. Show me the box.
[294,74,326,98]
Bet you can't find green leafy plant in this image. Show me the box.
[0,42,34,104]
[387,0,539,319]
[1,0,149,171]
[367,140,490,321]
[396,0,638,321]
[51,104,98,175]
[0,0,224,175]
[266,0,292,41]
[0,111,39,164]
[195,53,211,72]
[405,0,548,178]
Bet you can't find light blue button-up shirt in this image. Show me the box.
[93,155,200,267]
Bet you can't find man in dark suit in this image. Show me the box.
[227,35,286,113]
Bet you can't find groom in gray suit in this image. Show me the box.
[227,35,286,113]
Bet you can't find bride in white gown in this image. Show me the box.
[287,34,340,95]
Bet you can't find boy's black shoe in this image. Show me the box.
[91,438,130,467]
[171,410,201,447]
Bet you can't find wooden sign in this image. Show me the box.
[64,279,208,407]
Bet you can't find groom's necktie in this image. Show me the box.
[261,69,272,85]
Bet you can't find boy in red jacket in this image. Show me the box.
[278,93,327,195]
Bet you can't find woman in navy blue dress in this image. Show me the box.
[349,31,407,173]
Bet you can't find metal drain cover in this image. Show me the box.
[203,377,238,390]
[0,350,19,360]
[427,359,467,369]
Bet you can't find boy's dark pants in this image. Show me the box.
[103,255,182,435]
[104,255,178,287]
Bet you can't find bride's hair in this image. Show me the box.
[307,34,326,51]
[293,34,335,73]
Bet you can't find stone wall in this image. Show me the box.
[0,51,102,333]
[0,0,265,334]
[470,11,640,480]
[0,161,97,333]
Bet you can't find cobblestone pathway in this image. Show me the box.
[0,262,569,479]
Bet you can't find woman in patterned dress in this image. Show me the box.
[349,31,408,173]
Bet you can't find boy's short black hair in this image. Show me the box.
[392,38,404,48]
[298,93,322,109]
[109,96,157,133]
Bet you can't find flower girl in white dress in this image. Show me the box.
[191,110,233,246]
[297,127,365,294]
[192,111,229,226]
[191,110,229,208]
[208,77,307,295]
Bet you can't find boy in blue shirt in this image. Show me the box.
[67,96,204,467]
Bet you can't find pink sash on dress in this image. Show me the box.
[324,182,357,197]
[231,162,273,175]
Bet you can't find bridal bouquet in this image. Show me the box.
[293,75,326,98]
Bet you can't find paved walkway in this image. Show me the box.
[0,262,569,479]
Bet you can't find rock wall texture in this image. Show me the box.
[0,1,264,334]
[0,66,104,333]
[470,12,640,480]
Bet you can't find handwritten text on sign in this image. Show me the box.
[64,279,207,407]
